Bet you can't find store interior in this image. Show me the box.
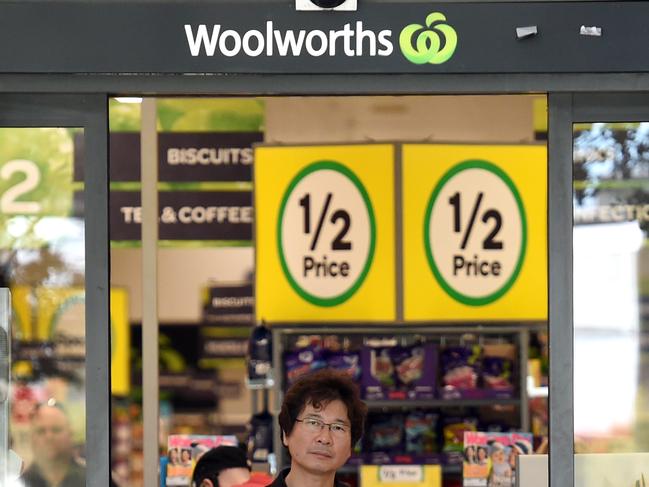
[3,94,647,486]
[111,95,549,486]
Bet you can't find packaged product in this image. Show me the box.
[361,343,437,400]
[442,415,478,465]
[405,411,439,455]
[440,345,481,399]
[481,343,516,398]
[326,350,362,382]
[283,346,327,386]
[366,413,404,452]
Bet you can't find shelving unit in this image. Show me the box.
[270,322,546,476]
[364,398,521,409]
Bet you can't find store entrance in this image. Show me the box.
[104,94,550,487]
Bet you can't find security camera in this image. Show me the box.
[295,0,357,11]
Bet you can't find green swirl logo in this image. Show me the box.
[399,12,458,65]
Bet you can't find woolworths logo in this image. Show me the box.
[399,12,457,64]
[184,22,393,58]
[184,12,457,64]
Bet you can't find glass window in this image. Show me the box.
[572,122,649,460]
[0,127,86,486]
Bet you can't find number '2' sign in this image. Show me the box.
[0,159,42,214]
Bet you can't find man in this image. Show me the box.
[269,369,367,487]
[192,445,272,487]
[20,402,85,487]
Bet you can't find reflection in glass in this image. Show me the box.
[0,128,86,486]
[573,122,649,454]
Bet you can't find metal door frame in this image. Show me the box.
[548,92,649,486]
[0,95,109,487]
[0,86,640,487]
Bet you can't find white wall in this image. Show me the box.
[264,95,536,144]
[111,247,253,323]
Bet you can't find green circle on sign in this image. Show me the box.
[277,160,376,307]
[423,159,527,306]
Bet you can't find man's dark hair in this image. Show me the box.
[191,445,249,487]
[278,369,367,446]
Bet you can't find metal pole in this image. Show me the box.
[0,288,10,486]
[141,97,160,487]
[548,93,575,486]
[84,94,111,487]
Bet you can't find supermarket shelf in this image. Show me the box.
[338,463,462,475]
[444,464,462,475]
[245,379,276,390]
[271,323,539,473]
[366,398,521,409]
[268,322,546,335]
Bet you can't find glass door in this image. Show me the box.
[0,95,109,487]
[551,93,649,486]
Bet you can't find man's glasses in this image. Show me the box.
[295,417,350,436]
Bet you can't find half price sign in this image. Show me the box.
[403,144,547,321]
[255,145,395,322]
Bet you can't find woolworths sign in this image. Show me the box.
[184,12,458,65]
[0,2,641,74]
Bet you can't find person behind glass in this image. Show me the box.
[192,445,272,487]
[20,401,85,487]
[268,369,368,487]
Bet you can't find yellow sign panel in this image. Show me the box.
[10,286,33,340]
[255,145,395,322]
[36,287,85,341]
[25,286,130,395]
[403,144,547,320]
[360,465,441,487]
[110,288,130,396]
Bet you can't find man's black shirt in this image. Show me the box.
[266,468,350,487]
[20,461,86,487]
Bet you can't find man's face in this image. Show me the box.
[31,406,73,463]
[284,399,352,477]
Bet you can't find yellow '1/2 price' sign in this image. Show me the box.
[403,144,547,321]
[255,145,395,322]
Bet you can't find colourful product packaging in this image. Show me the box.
[283,346,327,386]
[361,343,437,400]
